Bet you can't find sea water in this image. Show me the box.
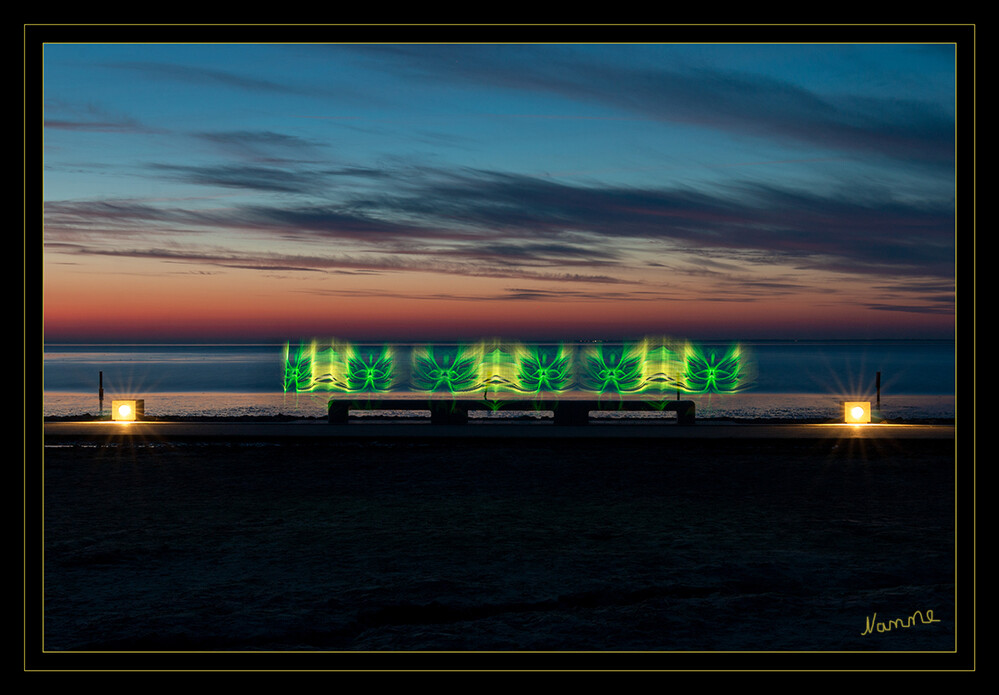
[41,340,957,420]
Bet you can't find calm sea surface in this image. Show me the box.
[42,341,956,420]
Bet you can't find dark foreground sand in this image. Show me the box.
[35,425,966,669]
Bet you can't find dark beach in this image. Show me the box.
[33,416,967,670]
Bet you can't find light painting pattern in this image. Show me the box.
[282,337,753,397]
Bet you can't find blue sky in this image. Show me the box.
[40,37,960,342]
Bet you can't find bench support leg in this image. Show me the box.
[328,401,349,424]
[430,402,468,425]
[554,402,590,426]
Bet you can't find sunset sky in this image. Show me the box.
[39,34,961,343]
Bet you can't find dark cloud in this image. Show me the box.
[602,67,954,166]
[864,302,955,315]
[192,130,329,164]
[147,163,328,194]
[44,117,159,134]
[498,287,660,301]
[324,166,396,179]
[297,285,669,303]
[711,279,815,296]
[43,200,206,234]
[238,204,433,239]
[104,61,312,96]
[363,169,955,278]
[43,101,165,135]
[45,166,954,286]
[397,241,621,267]
[47,239,628,286]
[347,45,954,168]
[871,279,955,295]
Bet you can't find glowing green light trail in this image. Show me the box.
[411,344,484,393]
[681,343,749,394]
[345,345,397,392]
[511,343,573,394]
[578,342,648,394]
[281,341,315,393]
[281,336,754,397]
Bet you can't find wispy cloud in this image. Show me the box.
[45,162,955,284]
[296,285,675,303]
[192,130,330,164]
[44,102,164,134]
[348,44,955,168]
[103,61,314,96]
[148,163,331,195]
[864,302,955,315]
[45,239,631,285]
[41,41,959,339]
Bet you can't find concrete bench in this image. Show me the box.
[327,398,695,425]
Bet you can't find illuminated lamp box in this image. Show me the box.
[842,401,871,424]
[111,399,144,421]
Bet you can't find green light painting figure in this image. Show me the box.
[283,340,397,393]
[285,336,753,397]
[344,345,396,392]
[476,340,519,394]
[637,337,685,394]
[681,344,747,394]
[411,344,484,393]
[579,342,646,394]
[282,341,316,392]
[512,343,574,394]
[311,341,352,391]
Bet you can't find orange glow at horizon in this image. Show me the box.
[42,292,953,342]
[42,255,954,342]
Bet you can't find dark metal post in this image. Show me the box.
[553,401,589,426]
[328,400,349,424]
[876,371,881,410]
[99,371,104,417]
